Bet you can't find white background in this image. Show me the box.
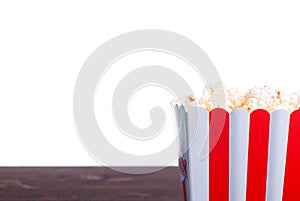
[1,0,300,166]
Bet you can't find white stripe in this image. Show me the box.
[187,107,209,201]
[179,106,188,156]
[266,110,289,201]
[230,109,250,201]
[176,106,185,183]
[179,106,190,201]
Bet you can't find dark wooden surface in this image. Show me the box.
[0,167,183,201]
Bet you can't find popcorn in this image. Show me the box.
[174,85,300,201]
[178,85,300,113]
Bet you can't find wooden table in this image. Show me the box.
[0,167,183,201]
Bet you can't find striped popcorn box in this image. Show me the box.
[174,105,300,201]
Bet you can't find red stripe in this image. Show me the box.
[182,180,187,201]
[246,109,270,201]
[179,157,188,201]
[282,110,300,201]
[209,108,229,201]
